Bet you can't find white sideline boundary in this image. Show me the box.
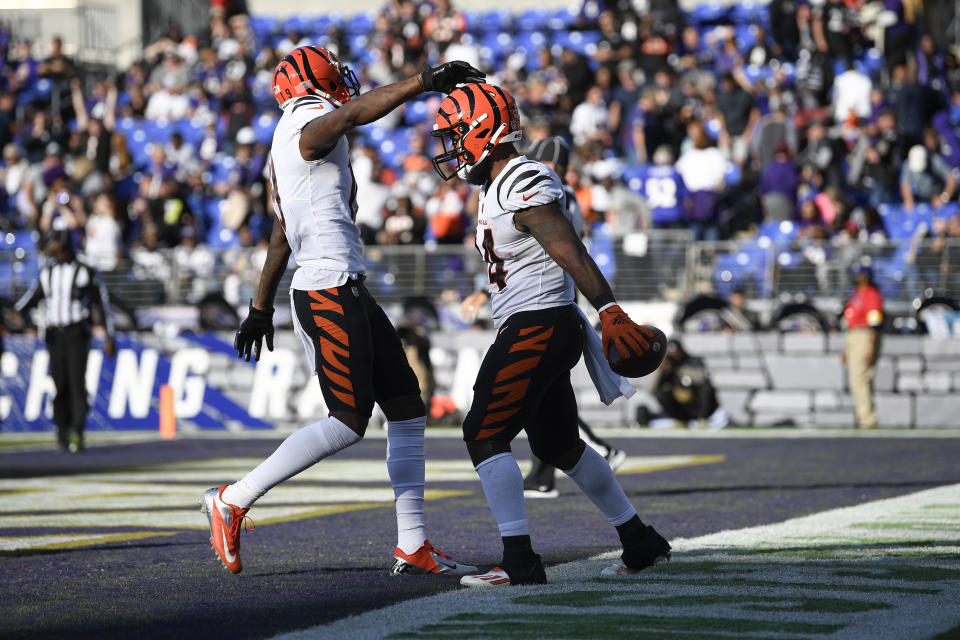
[272,483,960,640]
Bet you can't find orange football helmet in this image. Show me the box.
[431,83,522,181]
[272,45,360,108]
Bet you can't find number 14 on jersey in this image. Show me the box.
[481,228,508,291]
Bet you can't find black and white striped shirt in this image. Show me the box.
[15,257,115,336]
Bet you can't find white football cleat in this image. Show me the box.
[460,567,512,587]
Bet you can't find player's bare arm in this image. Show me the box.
[515,200,658,364]
[253,218,292,312]
[300,61,485,161]
[514,201,615,309]
[234,218,289,362]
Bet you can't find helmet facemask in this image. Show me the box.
[329,61,360,105]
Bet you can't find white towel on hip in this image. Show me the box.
[576,306,636,405]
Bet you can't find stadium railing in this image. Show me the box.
[1,233,957,314]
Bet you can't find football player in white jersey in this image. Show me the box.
[200,45,483,576]
[459,136,628,499]
[431,84,671,586]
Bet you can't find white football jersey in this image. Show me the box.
[476,155,575,328]
[269,94,365,291]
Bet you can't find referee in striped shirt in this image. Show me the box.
[15,229,116,453]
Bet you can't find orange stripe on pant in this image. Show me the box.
[320,339,350,376]
[487,379,530,410]
[509,327,554,353]
[481,407,520,426]
[475,426,506,439]
[309,289,344,315]
[314,315,349,347]
[494,356,540,383]
[322,365,354,392]
[329,387,357,408]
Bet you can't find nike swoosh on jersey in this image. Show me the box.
[521,192,539,201]
[221,529,237,563]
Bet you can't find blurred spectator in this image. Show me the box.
[849,108,903,206]
[166,131,198,178]
[422,0,466,52]
[560,49,594,106]
[590,159,649,234]
[84,192,123,271]
[795,119,845,188]
[752,104,797,168]
[608,62,641,159]
[722,288,760,331]
[761,142,800,222]
[900,145,956,212]
[832,61,872,124]
[636,145,689,228]
[379,183,426,245]
[797,198,828,240]
[2,144,28,222]
[715,73,758,166]
[38,165,85,237]
[676,121,726,240]
[70,78,116,176]
[770,0,800,60]
[425,180,467,245]
[570,86,610,147]
[0,93,16,150]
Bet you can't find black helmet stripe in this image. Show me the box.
[297,48,324,92]
[477,85,502,134]
[447,93,463,119]
[491,84,511,107]
[282,54,306,84]
[306,45,329,62]
[463,85,476,118]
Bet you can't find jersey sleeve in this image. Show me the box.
[499,161,565,212]
[287,96,333,134]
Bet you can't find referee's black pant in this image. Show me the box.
[45,324,91,448]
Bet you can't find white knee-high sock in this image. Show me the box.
[387,416,427,554]
[475,452,529,537]
[563,446,637,526]
[222,417,360,509]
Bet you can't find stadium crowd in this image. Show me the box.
[0,0,959,295]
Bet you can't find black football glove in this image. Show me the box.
[421,60,486,94]
[234,301,275,362]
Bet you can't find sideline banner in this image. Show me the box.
[0,334,273,432]
[0,328,636,433]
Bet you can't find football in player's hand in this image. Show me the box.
[606,325,667,378]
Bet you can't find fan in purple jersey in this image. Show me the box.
[636,146,689,227]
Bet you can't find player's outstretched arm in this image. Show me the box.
[299,61,485,160]
[515,202,655,359]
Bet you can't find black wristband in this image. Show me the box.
[590,293,616,311]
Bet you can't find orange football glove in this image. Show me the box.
[599,305,656,360]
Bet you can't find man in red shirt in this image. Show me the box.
[842,264,883,428]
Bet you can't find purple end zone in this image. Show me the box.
[1,434,959,639]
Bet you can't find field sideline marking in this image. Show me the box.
[273,483,960,640]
